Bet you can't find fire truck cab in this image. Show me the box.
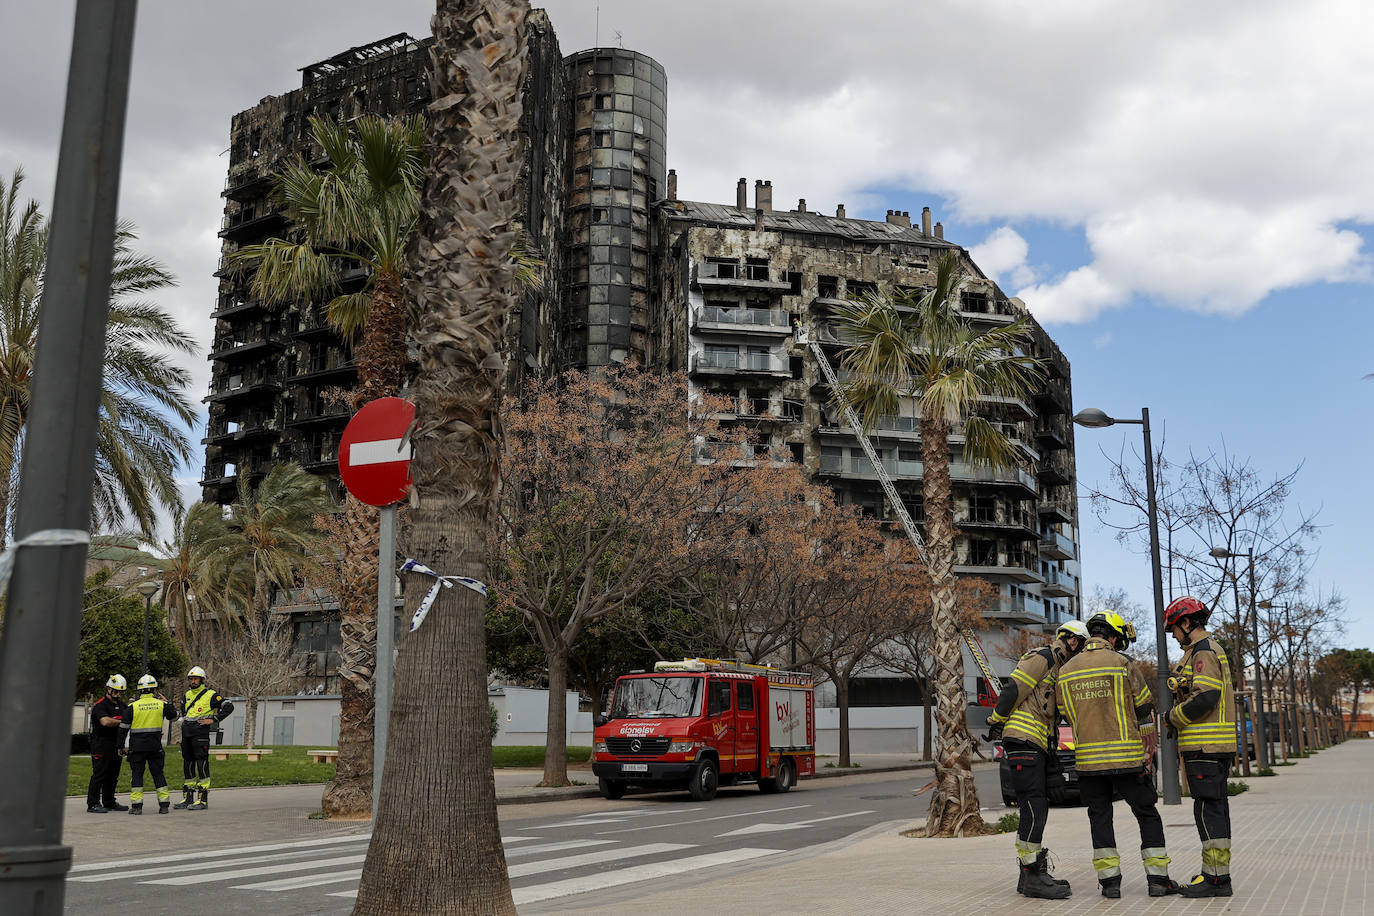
[592,658,815,801]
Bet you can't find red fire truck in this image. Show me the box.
[592,658,815,801]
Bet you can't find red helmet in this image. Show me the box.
[1164,596,1209,629]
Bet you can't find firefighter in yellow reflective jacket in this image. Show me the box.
[1058,612,1180,898]
[176,665,234,811]
[117,675,176,814]
[985,619,1088,899]
[1165,596,1237,898]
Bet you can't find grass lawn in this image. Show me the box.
[68,745,333,797]
[70,745,593,795]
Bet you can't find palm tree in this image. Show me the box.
[0,168,195,540]
[158,501,233,641]
[829,251,1044,836]
[200,463,328,748]
[235,115,423,816]
[350,0,529,911]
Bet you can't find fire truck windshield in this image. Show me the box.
[610,676,702,719]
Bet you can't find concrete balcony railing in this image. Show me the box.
[1041,566,1079,597]
[1039,528,1076,560]
[954,551,1041,583]
[691,350,789,376]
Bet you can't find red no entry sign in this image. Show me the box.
[339,397,415,506]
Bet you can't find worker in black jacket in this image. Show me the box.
[119,675,177,814]
[86,674,129,813]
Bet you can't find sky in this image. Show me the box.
[1,1,1370,647]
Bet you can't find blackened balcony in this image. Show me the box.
[690,350,789,378]
[693,306,793,336]
[205,371,282,403]
[954,547,1041,583]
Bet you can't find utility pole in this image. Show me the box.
[0,2,138,912]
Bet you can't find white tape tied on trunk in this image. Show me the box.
[0,528,91,591]
[399,558,488,631]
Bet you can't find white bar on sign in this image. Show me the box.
[349,437,411,466]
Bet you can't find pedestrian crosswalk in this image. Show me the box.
[69,824,785,909]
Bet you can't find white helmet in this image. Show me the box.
[1056,620,1090,641]
[106,674,127,691]
[137,674,158,691]
[187,666,207,679]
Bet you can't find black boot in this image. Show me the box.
[172,788,195,809]
[158,801,170,814]
[1148,875,1181,897]
[106,802,128,812]
[128,803,143,815]
[1099,875,1122,899]
[1178,874,1232,898]
[1036,850,1070,888]
[1020,861,1072,899]
[188,789,207,811]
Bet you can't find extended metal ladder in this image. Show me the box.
[805,338,999,701]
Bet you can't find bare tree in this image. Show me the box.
[207,613,303,749]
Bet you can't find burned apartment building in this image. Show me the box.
[204,17,1079,696]
[650,183,1082,697]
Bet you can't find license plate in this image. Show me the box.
[621,763,649,773]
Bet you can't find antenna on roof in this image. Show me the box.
[595,6,599,48]
[614,30,623,48]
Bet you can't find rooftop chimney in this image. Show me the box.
[836,204,846,219]
[921,207,932,236]
[754,208,765,232]
[796,198,806,213]
[755,180,773,213]
[934,221,944,240]
[886,209,909,227]
[736,178,748,209]
[667,169,678,201]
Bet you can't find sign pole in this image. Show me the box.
[373,502,396,814]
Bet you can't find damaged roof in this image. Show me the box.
[662,200,963,249]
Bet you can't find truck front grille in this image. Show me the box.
[606,737,671,756]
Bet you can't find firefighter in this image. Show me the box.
[1057,611,1180,898]
[175,665,234,811]
[985,619,1089,899]
[1164,596,1237,898]
[86,674,129,813]
[118,675,176,814]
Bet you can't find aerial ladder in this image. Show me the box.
[804,336,1002,702]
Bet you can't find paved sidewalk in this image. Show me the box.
[589,739,1374,915]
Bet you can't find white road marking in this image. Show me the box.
[509,847,782,905]
[506,839,616,859]
[348,437,410,466]
[143,853,367,886]
[327,848,783,903]
[507,842,692,878]
[596,803,812,834]
[233,870,362,892]
[72,845,368,883]
[538,807,701,828]
[717,809,876,837]
[70,833,372,873]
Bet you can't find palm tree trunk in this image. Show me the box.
[541,645,570,786]
[323,495,379,818]
[0,413,20,543]
[326,269,408,819]
[922,676,933,761]
[351,1,528,911]
[920,414,982,836]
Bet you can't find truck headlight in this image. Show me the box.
[593,741,608,754]
[668,741,699,754]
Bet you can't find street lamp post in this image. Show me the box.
[1209,546,1269,770]
[1073,406,1179,804]
[1259,599,1293,759]
[137,581,159,678]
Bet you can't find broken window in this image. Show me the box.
[848,279,877,299]
[781,399,802,421]
[705,257,737,279]
[593,208,609,223]
[817,275,839,299]
[783,270,803,295]
[595,131,611,147]
[787,441,804,463]
[745,257,770,281]
[746,389,770,416]
[595,94,612,110]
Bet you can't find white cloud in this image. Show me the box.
[1016,266,1125,324]
[970,227,1036,288]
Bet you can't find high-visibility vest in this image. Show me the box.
[185,686,217,720]
[1057,638,1153,773]
[1171,631,1238,754]
[128,694,169,744]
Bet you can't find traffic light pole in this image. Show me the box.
[0,2,138,912]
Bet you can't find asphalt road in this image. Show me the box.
[64,766,1005,914]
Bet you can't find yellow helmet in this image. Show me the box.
[1087,611,1133,645]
